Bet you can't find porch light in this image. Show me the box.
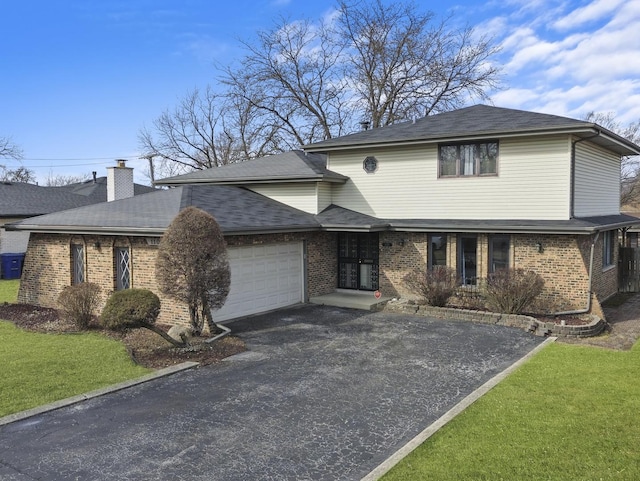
[535,242,543,253]
[94,241,101,250]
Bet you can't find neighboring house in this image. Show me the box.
[0,161,155,256]
[9,105,640,325]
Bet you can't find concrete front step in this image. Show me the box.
[309,291,391,311]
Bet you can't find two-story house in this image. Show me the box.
[10,105,640,324]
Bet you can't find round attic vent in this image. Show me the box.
[363,156,378,173]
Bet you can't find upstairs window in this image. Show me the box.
[439,141,498,177]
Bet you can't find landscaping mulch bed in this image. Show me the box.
[0,303,246,370]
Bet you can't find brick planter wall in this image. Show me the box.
[384,300,606,338]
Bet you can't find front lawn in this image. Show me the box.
[0,279,150,417]
[382,341,640,480]
[0,321,150,417]
[0,279,19,303]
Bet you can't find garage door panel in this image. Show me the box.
[214,242,303,322]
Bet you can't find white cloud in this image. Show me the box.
[486,0,640,123]
[553,0,627,31]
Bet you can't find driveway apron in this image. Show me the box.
[0,305,546,480]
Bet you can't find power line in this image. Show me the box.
[4,156,138,162]
[0,156,143,168]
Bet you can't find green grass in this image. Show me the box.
[0,322,150,417]
[0,279,20,303]
[0,279,150,418]
[383,342,640,480]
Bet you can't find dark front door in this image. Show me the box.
[338,233,379,291]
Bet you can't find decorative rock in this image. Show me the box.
[168,325,194,342]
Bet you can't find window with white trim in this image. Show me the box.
[439,141,498,177]
[603,230,616,269]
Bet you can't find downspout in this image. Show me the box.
[553,231,599,316]
[205,322,231,344]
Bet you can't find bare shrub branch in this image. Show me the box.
[403,266,459,307]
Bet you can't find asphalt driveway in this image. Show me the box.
[0,305,546,480]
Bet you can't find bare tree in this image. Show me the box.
[0,136,23,160]
[0,165,36,183]
[585,111,640,206]
[144,0,501,175]
[223,15,353,147]
[139,87,229,175]
[155,207,230,336]
[338,0,501,127]
[44,172,91,186]
[139,86,282,181]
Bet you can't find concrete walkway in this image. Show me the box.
[559,292,640,350]
[0,305,545,481]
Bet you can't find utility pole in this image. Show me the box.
[140,154,156,184]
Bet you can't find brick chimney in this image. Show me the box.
[107,159,134,202]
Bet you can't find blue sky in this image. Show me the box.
[2,0,639,184]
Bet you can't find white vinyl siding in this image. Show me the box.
[248,183,321,214]
[574,141,620,217]
[317,182,332,213]
[0,229,29,254]
[328,135,571,220]
[248,182,334,214]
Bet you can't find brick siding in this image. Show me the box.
[18,231,336,327]
[18,229,617,324]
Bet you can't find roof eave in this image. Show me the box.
[10,224,323,237]
[388,218,640,235]
[155,176,347,186]
[320,223,389,232]
[7,225,167,236]
[304,126,640,155]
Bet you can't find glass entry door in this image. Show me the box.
[338,233,379,291]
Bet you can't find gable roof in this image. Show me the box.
[304,105,640,156]
[154,151,348,186]
[0,178,156,218]
[8,185,320,236]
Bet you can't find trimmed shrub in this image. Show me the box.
[57,283,101,330]
[403,266,459,307]
[100,289,161,330]
[484,268,544,314]
[100,289,185,347]
[156,206,230,336]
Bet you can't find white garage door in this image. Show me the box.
[214,242,304,322]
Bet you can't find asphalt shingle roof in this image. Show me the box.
[10,185,320,235]
[155,151,348,185]
[11,186,639,236]
[0,182,97,217]
[0,178,156,218]
[304,105,640,155]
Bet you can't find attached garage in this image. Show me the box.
[214,242,305,322]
